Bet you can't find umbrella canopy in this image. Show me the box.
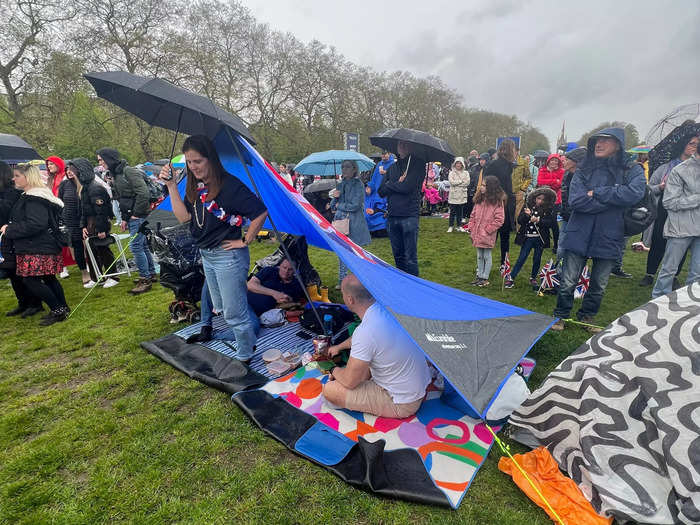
[84,71,254,143]
[303,179,337,194]
[0,133,42,164]
[369,128,455,164]
[171,154,185,168]
[532,149,549,158]
[648,122,700,174]
[294,150,375,177]
[627,144,651,154]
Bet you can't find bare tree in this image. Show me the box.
[0,0,74,123]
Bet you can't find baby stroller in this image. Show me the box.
[148,221,205,323]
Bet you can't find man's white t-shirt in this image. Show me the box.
[351,303,431,404]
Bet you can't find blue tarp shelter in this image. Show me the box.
[157,128,554,418]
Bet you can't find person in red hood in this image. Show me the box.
[45,156,66,197]
[45,156,76,276]
[537,153,564,252]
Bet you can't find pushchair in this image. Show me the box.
[149,221,205,324]
[149,220,321,323]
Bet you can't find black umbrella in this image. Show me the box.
[0,133,42,163]
[648,122,700,175]
[84,71,254,144]
[369,128,455,164]
[303,179,337,194]
[87,71,326,331]
[532,149,549,158]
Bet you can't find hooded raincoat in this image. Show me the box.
[448,156,470,205]
[537,154,565,204]
[563,127,646,260]
[364,155,394,232]
[45,156,66,197]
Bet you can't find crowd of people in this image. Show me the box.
[2,121,699,416]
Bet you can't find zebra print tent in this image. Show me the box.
[508,282,700,524]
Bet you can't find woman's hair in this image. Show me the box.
[341,159,358,178]
[13,164,45,190]
[0,161,12,191]
[65,164,83,196]
[497,139,516,163]
[473,175,506,205]
[182,135,227,203]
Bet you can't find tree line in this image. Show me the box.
[2,0,580,166]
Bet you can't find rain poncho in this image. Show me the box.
[364,155,394,231]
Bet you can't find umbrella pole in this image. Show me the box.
[225,128,325,331]
[166,108,184,180]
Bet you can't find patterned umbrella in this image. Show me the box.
[626,144,651,154]
[648,122,700,174]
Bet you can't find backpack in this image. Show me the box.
[300,303,355,335]
[134,167,164,204]
[619,163,657,237]
[623,184,657,236]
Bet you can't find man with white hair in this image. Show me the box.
[322,274,431,418]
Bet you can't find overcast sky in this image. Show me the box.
[245,0,699,149]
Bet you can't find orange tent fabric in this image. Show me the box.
[498,447,612,525]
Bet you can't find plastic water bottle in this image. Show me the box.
[323,314,333,336]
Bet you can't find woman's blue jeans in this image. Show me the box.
[128,218,155,278]
[200,246,257,360]
[200,278,260,340]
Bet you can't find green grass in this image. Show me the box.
[0,218,665,524]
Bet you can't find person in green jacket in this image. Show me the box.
[97,148,155,294]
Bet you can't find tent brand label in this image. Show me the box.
[424,333,469,351]
[425,332,456,343]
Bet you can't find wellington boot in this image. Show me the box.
[319,285,331,303]
[306,284,323,302]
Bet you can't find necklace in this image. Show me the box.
[193,197,205,228]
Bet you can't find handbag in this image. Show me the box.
[332,217,350,235]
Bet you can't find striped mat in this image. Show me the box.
[175,316,315,379]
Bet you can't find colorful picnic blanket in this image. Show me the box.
[254,364,497,508]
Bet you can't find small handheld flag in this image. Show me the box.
[574,265,590,299]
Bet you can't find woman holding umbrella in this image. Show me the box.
[159,135,268,363]
[330,159,371,287]
[639,126,699,287]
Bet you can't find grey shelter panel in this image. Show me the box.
[389,310,553,415]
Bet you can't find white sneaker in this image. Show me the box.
[59,268,69,279]
[102,278,119,288]
[83,280,97,289]
[446,227,453,233]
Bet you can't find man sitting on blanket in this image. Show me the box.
[323,274,431,419]
[187,258,304,343]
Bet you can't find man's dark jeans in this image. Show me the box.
[553,251,615,320]
[387,216,420,276]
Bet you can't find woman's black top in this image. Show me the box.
[184,175,267,250]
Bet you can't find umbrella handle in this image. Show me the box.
[165,108,184,180]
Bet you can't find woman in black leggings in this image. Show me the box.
[58,164,92,285]
[1,164,69,326]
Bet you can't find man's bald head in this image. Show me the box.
[341,274,375,306]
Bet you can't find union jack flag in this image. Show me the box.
[538,259,559,290]
[500,252,511,279]
[574,265,590,299]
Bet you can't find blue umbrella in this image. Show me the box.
[294,150,375,177]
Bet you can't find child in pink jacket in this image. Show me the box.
[467,176,506,286]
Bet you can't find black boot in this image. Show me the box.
[185,325,213,344]
[39,307,69,326]
[21,305,44,318]
[6,305,27,317]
